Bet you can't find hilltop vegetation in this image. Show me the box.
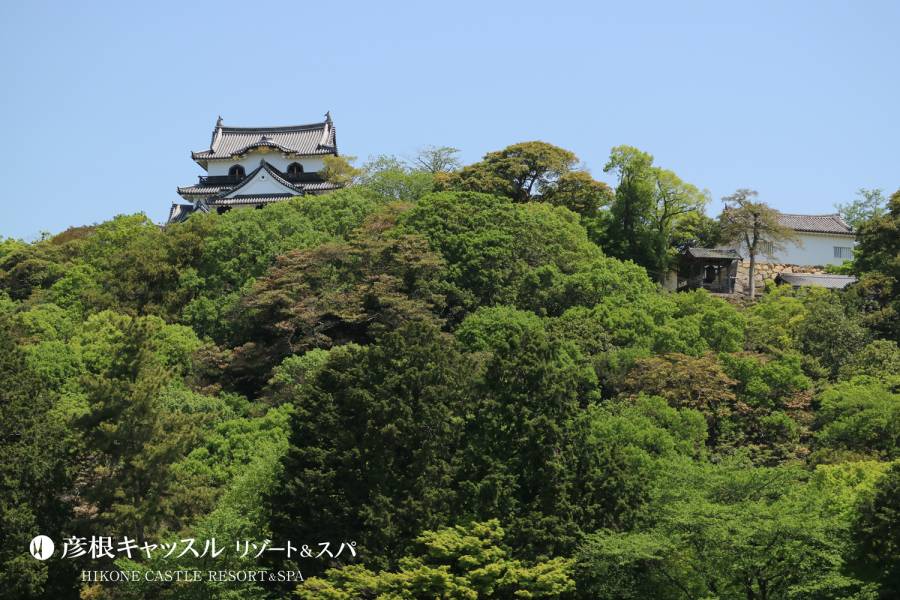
[1,142,898,599]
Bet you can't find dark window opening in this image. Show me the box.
[216,206,232,215]
[229,165,246,182]
[287,162,304,178]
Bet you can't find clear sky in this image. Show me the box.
[1,0,897,240]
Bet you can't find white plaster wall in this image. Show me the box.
[224,170,298,197]
[731,233,856,266]
[206,152,326,176]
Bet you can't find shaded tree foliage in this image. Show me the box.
[0,145,895,600]
[266,322,475,578]
[446,141,578,202]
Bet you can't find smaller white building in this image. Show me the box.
[739,213,856,267]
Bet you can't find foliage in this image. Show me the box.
[413,145,462,174]
[744,284,809,352]
[445,141,578,202]
[815,378,900,460]
[227,223,448,391]
[321,154,363,185]
[76,315,204,540]
[576,461,873,600]
[795,292,870,379]
[296,521,575,599]
[455,310,600,556]
[0,316,77,599]
[454,305,545,353]
[836,188,887,230]
[399,191,639,315]
[838,339,900,382]
[266,322,475,577]
[851,190,900,341]
[852,462,900,597]
[646,168,709,281]
[540,170,613,217]
[360,154,435,201]
[600,145,656,268]
[599,146,708,281]
[720,351,812,463]
[0,143,895,599]
[622,353,738,448]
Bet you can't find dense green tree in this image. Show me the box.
[577,462,872,600]
[744,284,809,352]
[540,170,613,218]
[815,378,900,460]
[399,191,614,313]
[266,322,475,577]
[75,214,186,316]
[601,145,657,268]
[574,529,677,600]
[0,237,69,301]
[100,401,293,600]
[668,289,746,353]
[455,308,597,538]
[646,168,709,282]
[795,292,870,378]
[838,339,900,382]
[296,521,575,599]
[720,352,812,463]
[446,141,578,202]
[851,190,900,340]
[622,353,739,448]
[454,305,545,353]
[321,154,363,185]
[176,192,379,339]
[227,223,448,391]
[600,147,708,281]
[669,209,722,250]
[76,313,203,539]
[852,463,900,598]
[360,154,435,201]
[0,316,78,600]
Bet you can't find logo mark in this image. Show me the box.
[29,536,54,560]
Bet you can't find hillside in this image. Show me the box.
[1,145,898,600]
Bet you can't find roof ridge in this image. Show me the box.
[777,212,841,217]
[219,122,327,133]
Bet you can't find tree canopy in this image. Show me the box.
[0,144,896,600]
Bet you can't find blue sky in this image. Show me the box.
[1,0,897,239]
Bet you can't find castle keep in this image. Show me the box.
[168,113,341,223]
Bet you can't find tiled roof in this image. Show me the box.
[167,203,202,223]
[776,213,854,235]
[776,273,857,289]
[685,247,743,260]
[177,183,233,197]
[192,113,337,163]
[275,180,340,192]
[206,185,341,206]
[176,161,337,200]
[207,194,299,206]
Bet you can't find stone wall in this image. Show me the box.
[734,261,827,296]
